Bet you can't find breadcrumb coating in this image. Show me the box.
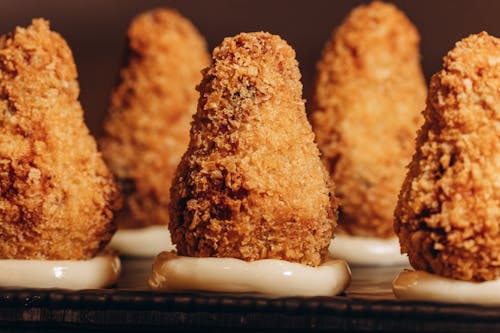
[170,32,337,266]
[311,1,426,238]
[395,32,500,282]
[100,9,210,229]
[0,19,120,260]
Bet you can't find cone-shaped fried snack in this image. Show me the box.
[0,19,120,260]
[100,9,210,229]
[170,32,336,267]
[395,32,500,282]
[311,1,426,238]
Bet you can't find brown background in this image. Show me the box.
[1,0,499,135]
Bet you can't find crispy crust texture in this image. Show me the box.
[169,32,337,266]
[100,9,210,229]
[395,32,500,282]
[311,1,426,238]
[0,19,120,260]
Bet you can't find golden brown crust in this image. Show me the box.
[0,19,120,260]
[170,32,337,266]
[100,8,210,229]
[395,32,500,282]
[311,1,426,238]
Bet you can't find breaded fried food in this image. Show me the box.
[311,1,426,238]
[170,32,337,267]
[100,9,210,229]
[0,19,120,260]
[395,32,500,282]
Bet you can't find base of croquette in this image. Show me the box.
[0,253,121,289]
[148,252,351,297]
[393,270,500,305]
[329,234,408,266]
[108,225,174,257]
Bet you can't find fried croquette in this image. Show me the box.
[100,9,210,229]
[169,32,337,267]
[0,19,120,260]
[311,1,426,238]
[395,32,500,282]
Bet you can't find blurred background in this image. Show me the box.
[1,0,499,135]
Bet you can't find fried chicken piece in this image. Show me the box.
[395,32,500,282]
[100,9,210,229]
[0,19,120,260]
[170,32,337,267]
[311,1,426,238]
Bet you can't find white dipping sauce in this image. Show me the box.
[0,253,121,289]
[393,270,500,305]
[329,234,408,266]
[149,252,351,297]
[108,225,174,257]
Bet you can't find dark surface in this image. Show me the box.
[1,1,500,136]
[0,259,499,332]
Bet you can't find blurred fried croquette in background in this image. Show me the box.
[0,19,120,260]
[311,1,426,238]
[100,8,210,229]
[169,32,337,267]
[395,32,500,282]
